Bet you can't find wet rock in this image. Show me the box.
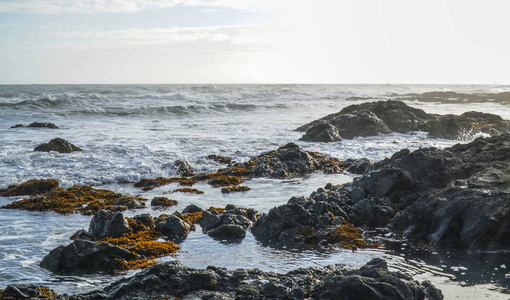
[28,122,60,129]
[344,158,374,175]
[156,215,191,239]
[206,154,235,165]
[134,143,345,189]
[1,179,59,197]
[173,159,194,177]
[150,196,178,208]
[10,122,59,129]
[0,284,58,299]
[182,204,203,214]
[207,224,246,240]
[197,205,257,242]
[67,259,443,300]
[34,138,82,153]
[2,185,147,215]
[89,210,130,239]
[300,122,342,142]
[301,133,510,251]
[70,229,95,241]
[39,240,136,275]
[251,194,368,248]
[297,100,510,140]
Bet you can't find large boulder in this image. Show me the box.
[39,240,136,274]
[89,210,130,239]
[297,100,510,140]
[300,122,342,142]
[66,259,442,300]
[298,133,510,251]
[34,138,82,153]
[197,205,257,242]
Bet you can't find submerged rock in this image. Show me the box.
[150,196,178,208]
[65,259,443,300]
[39,240,136,275]
[0,284,58,299]
[34,138,82,153]
[1,179,59,197]
[1,184,147,215]
[173,159,194,177]
[197,205,257,242]
[297,100,510,140]
[134,143,344,188]
[10,122,59,129]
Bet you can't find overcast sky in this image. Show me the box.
[1,0,509,84]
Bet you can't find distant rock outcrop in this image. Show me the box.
[297,100,510,141]
[10,122,59,129]
[34,138,82,153]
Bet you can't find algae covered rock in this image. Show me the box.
[1,179,59,197]
[34,137,82,153]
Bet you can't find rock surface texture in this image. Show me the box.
[284,134,510,251]
[62,258,442,300]
[298,100,510,141]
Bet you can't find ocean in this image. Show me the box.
[1,84,510,298]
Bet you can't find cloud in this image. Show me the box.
[0,0,282,14]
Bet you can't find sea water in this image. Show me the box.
[1,84,510,298]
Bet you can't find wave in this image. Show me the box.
[394,91,510,104]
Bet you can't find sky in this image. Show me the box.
[0,0,509,84]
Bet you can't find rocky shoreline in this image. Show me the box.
[5,116,510,298]
[2,258,443,300]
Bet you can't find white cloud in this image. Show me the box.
[47,25,284,51]
[0,0,283,14]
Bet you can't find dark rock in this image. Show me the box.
[182,204,203,214]
[1,179,59,197]
[1,284,58,299]
[39,240,136,274]
[300,122,342,142]
[206,154,235,165]
[132,213,154,227]
[10,124,25,128]
[345,158,374,175]
[207,224,246,240]
[28,122,60,129]
[150,197,178,207]
[156,215,190,239]
[88,210,130,239]
[34,138,82,153]
[70,229,95,241]
[173,159,193,177]
[294,133,510,251]
[67,259,442,300]
[297,100,510,140]
[197,206,257,242]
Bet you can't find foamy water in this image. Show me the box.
[1,84,510,298]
